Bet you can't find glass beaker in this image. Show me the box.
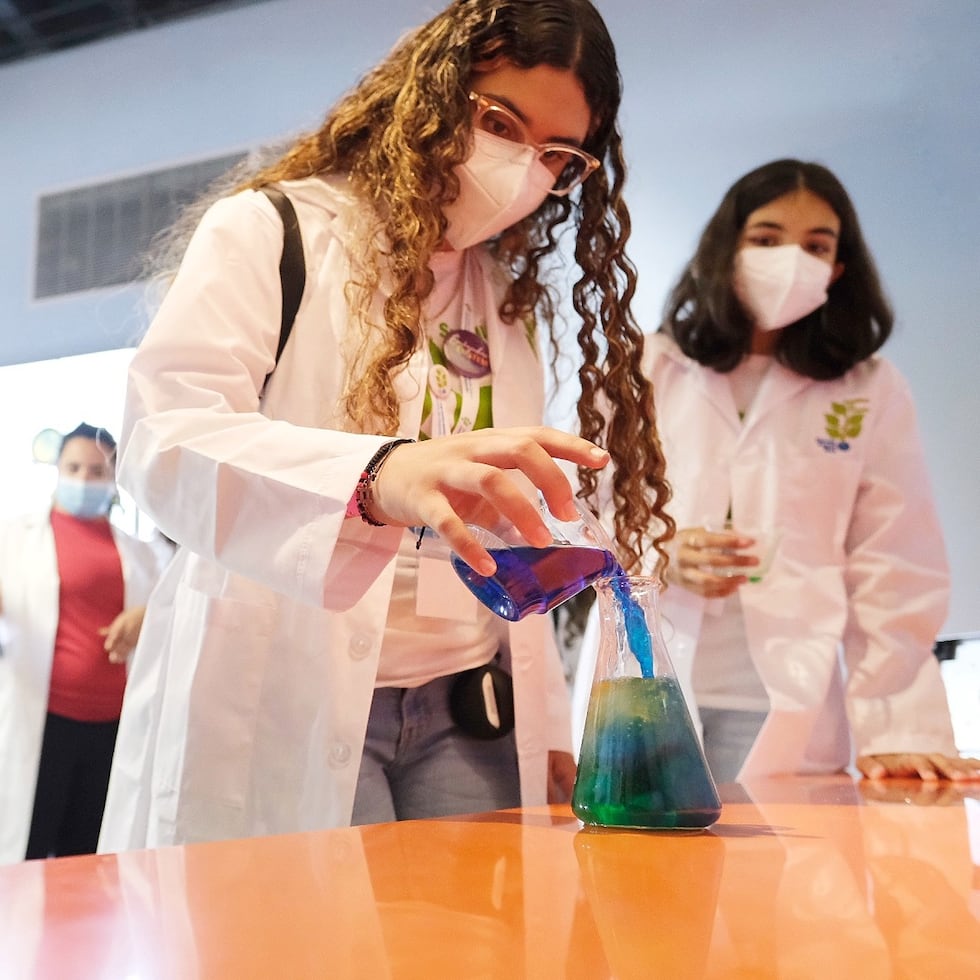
[449,497,622,622]
[572,576,722,830]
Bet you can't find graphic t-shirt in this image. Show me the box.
[419,248,494,440]
[378,248,509,687]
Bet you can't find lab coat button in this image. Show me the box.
[328,740,352,768]
[349,633,372,660]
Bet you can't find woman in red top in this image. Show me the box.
[0,424,165,862]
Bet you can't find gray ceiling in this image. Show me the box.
[0,0,266,65]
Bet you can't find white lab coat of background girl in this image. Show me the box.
[99,177,573,851]
[575,330,956,776]
[0,513,161,864]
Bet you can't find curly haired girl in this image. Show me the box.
[100,0,673,850]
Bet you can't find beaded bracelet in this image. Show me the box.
[349,438,415,527]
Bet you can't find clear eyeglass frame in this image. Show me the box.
[468,91,601,196]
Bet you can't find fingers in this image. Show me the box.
[99,610,142,663]
[100,622,121,652]
[856,755,888,780]
[857,778,967,806]
[857,753,980,782]
[670,525,756,597]
[370,428,609,546]
[424,469,559,574]
[423,495,497,576]
[507,429,608,522]
[937,754,980,782]
[669,563,744,599]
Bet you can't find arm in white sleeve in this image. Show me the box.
[118,191,402,611]
[841,363,956,756]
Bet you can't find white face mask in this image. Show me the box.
[733,244,834,331]
[443,131,555,251]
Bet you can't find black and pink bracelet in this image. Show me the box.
[346,438,415,527]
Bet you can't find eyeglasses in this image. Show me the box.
[468,92,600,196]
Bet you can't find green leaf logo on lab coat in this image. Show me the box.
[823,398,869,447]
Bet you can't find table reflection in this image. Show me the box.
[0,776,978,978]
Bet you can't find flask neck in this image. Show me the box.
[592,575,668,682]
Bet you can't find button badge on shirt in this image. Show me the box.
[443,329,490,379]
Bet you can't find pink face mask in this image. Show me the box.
[733,244,833,331]
[443,131,554,251]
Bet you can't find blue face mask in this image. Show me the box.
[54,477,115,519]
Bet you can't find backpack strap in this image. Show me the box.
[259,185,306,388]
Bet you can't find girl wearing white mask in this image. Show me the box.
[98,0,673,852]
[573,159,979,785]
[0,424,165,863]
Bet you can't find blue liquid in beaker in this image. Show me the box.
[451,544,622,622]
[452,545,655,678]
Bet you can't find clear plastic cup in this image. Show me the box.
[704,522,781,583]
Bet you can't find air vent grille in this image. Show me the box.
[34,152,246,299]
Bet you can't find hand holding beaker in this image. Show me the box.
[670,522,781,598]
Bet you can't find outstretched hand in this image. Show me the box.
[369,427,610,574]
[856,752,980,782]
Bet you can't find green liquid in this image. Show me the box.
[572,676,721,830]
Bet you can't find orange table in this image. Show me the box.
[2,775,979,978]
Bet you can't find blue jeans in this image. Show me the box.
[351,674,521,825]
[699,707,768,784]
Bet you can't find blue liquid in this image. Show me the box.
[451,544,622,622]
[609,576,654,679]
[452,546,656,676]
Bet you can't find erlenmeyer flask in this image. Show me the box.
[572,576,722,830]
[449,496,622,622]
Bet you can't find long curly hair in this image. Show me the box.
[663,158,893,379]
[150,0,672,574]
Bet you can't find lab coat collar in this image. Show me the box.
[659,341,741,434]
[658,339,815,437]
[741,360,813,434]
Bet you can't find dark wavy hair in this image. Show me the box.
[58,422,117,463]
[146,0,673,572]
[662,158,893,379]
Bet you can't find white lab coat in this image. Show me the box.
[575,331,955,776]
[99,176,572,851]
[0,511,163,864]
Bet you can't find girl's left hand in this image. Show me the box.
[99,606,148,664]
[856,752,980,781]
[667,525,757,598]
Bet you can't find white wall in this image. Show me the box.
[1,0,977,633]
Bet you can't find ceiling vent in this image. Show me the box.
[34,152,246,299]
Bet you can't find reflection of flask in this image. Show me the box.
[574,828,724,979]
[572,577,721,830]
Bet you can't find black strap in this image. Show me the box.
[259,185,306,386]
